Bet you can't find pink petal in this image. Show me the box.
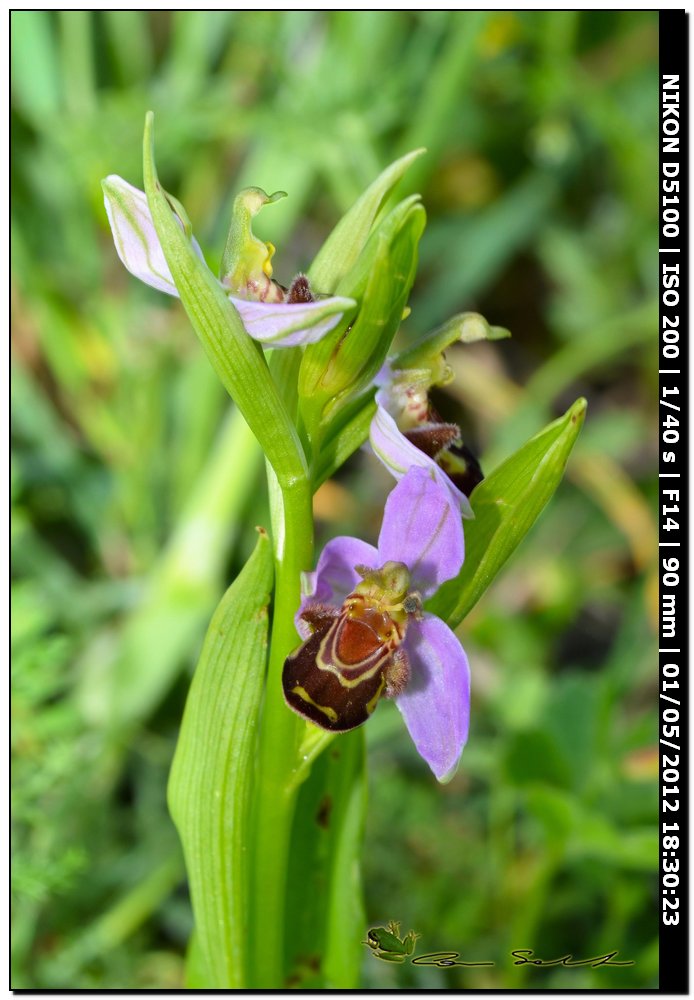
[377,467,464,599]
[369,405,473,517]
[102,175,206,297]
[230,295,355,347]
[396,614,470,782]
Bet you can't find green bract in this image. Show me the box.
[142,113,309,492]
[428,397,587,627]
[308,148,425,293]
[299,195,425,441]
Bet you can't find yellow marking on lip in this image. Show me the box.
[317,655,384,687]
[365,674,386,715]
[316,632,388,688]
[291,685,338,723]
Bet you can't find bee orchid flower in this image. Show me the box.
[368,311,510,511]
[283,466,470,782]
[102,176,356,347]
[369,363,483,518]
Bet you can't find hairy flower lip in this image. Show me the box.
[102,175,356,347]
[297,467,470,782]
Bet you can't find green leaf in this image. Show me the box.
[322,730,367,988]
[103,10,153,84]
[184,932,211,990]
[308,149,425,294]
[283,730,366,989]
[429,398,586,628]
[328,201,425,403]
[168,529,273,989]
[58,12,96,117]
[568,817,658,872]
[283,752,335,989]
[142,112,308,491]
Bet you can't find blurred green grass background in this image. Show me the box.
[11,11,659,989]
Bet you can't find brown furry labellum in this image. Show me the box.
[283,564,420,731]
[404,404,484,498]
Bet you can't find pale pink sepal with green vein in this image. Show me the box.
[102,175,356,347]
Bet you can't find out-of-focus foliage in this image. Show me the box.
[11,10,658,989]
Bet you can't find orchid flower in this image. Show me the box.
[369,358,485,517]
[284,467,470,782]
[368,372,478,518]
[369,313,510,511]
[102,176,356,347]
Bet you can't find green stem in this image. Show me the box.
[249,464,314,988]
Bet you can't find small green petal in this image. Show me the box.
[220,186,287,302]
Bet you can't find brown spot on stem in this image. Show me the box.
[316,795,332,829]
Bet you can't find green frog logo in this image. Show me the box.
[363,921,420,963]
